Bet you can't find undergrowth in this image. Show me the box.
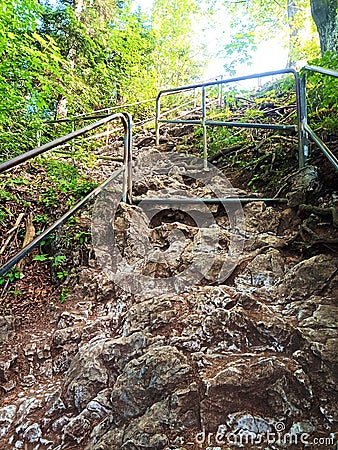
[0,157,98,226]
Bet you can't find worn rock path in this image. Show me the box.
[0,124,337,450]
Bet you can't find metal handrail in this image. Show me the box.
[300,65,338,171]
[133,197,287,205]
[0,113,133,277]
[155,69,303,169]
[39,99,156,148]
[0,113,132,175]
[2,65,337,280]
[304,65,338,78]
[0,167,124,278]
[46,98,156,124]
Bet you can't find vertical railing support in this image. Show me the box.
[155,94,161,146]
[124,113,133,204]
[121,113,133,204]
[202,86,208,170]
[220,75,224,108]
[106,108,111,146]
[293,71,305,168]
[300,74,309,167]
[217,79,221,107]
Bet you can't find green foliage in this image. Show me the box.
[0,205,10,224]
[0,184,24,222]
[305,52,338,131]
[0,267,24,286]
[33,253,68,281]
[56,269,69,281]
[207,127,246,155]
[223,28,256,75]
[40,1,159,113]
[75,231,91,244]
[33,254,65,265]
[59,287,69,304]
[33,254,49,262]
[33,214,49,224]
[108,10,158,102]
[0,0,207,162]
[0,0,65,162]
[151,0,204,86]
[37,158,98,201]
[0,189,15,202]
[53,255,66,266]
[8,289,23,296]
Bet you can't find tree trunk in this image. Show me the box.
[68,0,84,69]
[287,0,298,67]
[310,0,338,54]
[55,94,68,120]
[74,0,84,20]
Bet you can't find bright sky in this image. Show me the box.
[132,0,289,81]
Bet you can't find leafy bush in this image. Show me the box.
[305,52,338,131]
[42,159,98,199]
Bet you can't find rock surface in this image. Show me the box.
[0,141,337,450]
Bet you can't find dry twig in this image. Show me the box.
[0,213,25,255]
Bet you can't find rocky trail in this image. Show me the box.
[0,121,337,450]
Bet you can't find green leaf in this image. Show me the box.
[33,254,48,261]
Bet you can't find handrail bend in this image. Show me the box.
[155,69,303,168]
[0,113,133,277]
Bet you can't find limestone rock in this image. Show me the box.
[0,146,337,450]
[278,255,338,301]
[0,316,16,344]
[243,202,281,234]
[110,346,192,421]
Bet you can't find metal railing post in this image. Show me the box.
[300,74,309,167]
[122,112,133,204]
[122,124,129,204]
[301,65,338,171]
[106,108,111,146]
[220,75,224,108]
[202,86,208,169]
[292,70,305,168]
[155,94,161,146]
[217,79,221,107]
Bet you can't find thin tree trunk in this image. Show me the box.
[68,0,84,68]
[74,0,84,20]
[287,0,297,67]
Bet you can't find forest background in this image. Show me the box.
[0,0,337,161]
